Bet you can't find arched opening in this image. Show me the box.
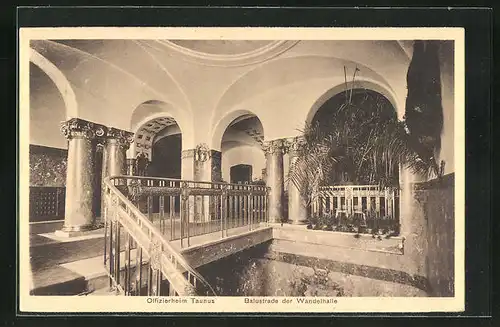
[220,114,265,184]
[310,88,400,186]
[134,116,183,214]
[28,62,70,223]
[301,88,401,231]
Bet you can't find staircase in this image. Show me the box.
[100,175,269,297]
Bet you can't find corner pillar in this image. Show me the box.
[399,166,428,278]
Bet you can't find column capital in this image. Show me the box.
[104,127,135,150]
[262,138,287,155]
[285,136,306,157]
[60,118,107,140]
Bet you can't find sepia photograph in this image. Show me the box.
[18,27,464,313]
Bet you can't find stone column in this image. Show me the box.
[55,118,106,237]
[99,127,134,222]
[193,144,214,223]
[263,139,286,223]
[286,137,308,224]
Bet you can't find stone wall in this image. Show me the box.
[29,145,68,221]
[180,227,273,268]
[415,173,455,297]
[197,241,426,297]
[29,144,67,187]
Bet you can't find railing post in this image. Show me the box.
[221,184,228,238]
[180,182,190,248]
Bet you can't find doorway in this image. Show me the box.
[230,164,253,184]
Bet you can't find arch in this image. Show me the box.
[29,48,78,119]
[213,55,396,121]
[153,124,181,144]
[129,100,195,152]
[305,79,401,126]
[210,109,266,152]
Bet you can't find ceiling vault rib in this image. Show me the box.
[133,40,192,112]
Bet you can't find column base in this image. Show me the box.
[289,220,308,225]
[54,223,101,238]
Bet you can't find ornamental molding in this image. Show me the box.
[181,149,195,159]
[194,143,211,162]
[155,40,300,68]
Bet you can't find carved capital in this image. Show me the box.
[194,143,211,162]
[60,118,106,140]
[285,136,306,157]
[105,127,135,150]
[262,139,287,156]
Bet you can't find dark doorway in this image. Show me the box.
[149,134,182,214]
[149,134,182,178]
[230,164,252,184]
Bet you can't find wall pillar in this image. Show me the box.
[55,118,106,237]
[264,139,286,223]
[399,165,428,278]
[286,137,308,224]
[99,127,134,223]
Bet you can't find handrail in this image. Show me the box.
[112,174,267,188]
[103,176,217,296]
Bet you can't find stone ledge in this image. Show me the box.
[271,223,404,255]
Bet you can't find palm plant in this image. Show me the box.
[288,40,445,221]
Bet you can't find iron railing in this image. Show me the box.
[119,176,269,248]
[102,175,269,296]
[311,185,400,233]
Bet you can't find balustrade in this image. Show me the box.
[102,175,269,297]
[312,185,400,234]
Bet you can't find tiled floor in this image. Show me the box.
[28,220,268,295]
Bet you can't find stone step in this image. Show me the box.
[31,249,156,296]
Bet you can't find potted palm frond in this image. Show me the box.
[288,40,445,229]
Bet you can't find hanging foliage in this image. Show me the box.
[404,40,444,177]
